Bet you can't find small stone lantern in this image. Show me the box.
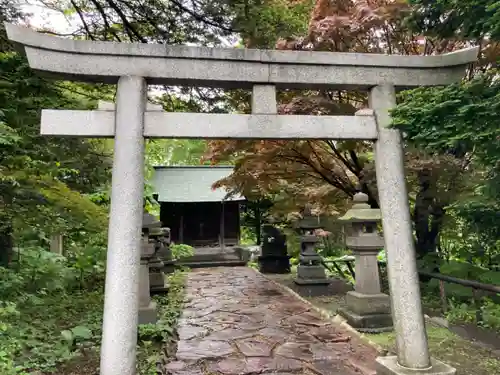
[337,192,392,332]
[294,205,330,287]
[138,213,161,325]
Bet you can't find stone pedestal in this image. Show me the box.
[295,264,329,284]
[162,260,176,274]
[376,356,456,375]
[339,291,392,332]
[138,241,157,325]
[258,255,292,274]
[149,255,168,294]
[338,249,392,332]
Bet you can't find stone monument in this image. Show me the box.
[338,192,392,332]
[294,205,330,288]
[258,224,291,274]
[6,22,477,374]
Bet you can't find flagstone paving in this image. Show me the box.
[166,267,378,375]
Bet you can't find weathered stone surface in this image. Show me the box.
[177,325,208,340]
[205,328,256,341]
[176,339,235,361]
[235,336,277,357]
[166,267,378,374]
[275,342,314,361]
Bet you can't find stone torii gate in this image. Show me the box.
[5,23,477,375]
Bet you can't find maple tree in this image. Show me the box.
[206,0,491,257]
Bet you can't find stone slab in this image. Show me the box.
[294,278,331,285]
[138,301,157,325]
[376,356,456,375]
[338,307,393,333]
[40,110,379,140]
[346,291,391,315]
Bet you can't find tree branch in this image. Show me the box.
[69,0,95,40]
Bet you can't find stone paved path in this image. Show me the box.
[167,267,378,375]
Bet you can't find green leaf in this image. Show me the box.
[70,325,92,340]
[61,330,73,343]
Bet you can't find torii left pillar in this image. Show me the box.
[100,76,146,375]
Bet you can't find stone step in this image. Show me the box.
[181,251,241,263]
[177,260,248,268]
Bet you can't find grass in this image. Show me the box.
[0,270,187,375]
[367,323,500,375]
[0,289,104,374]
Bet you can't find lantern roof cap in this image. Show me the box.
[142,213,162,229]
[338,192,382,223]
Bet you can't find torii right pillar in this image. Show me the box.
[370,85,453,375]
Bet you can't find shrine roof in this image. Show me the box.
[151,166,244,203]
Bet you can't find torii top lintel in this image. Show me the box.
[5,23,479,89]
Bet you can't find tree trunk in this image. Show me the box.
[361,183,379,208]
[414,169,442,259]
[0,220,13,267]
[255,206,262,245]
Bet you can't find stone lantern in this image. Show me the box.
[139,213,161,325]
[337,192,392,332]
[152,227,176,274]
[147,227,169,294]
[294,204,330,287]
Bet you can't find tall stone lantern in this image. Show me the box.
[338,192,393,332]
[294,205,330,288]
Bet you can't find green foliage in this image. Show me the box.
[0,248,104,373]
[61,326,94,350]
[0,242,108,373]
[170,243,195,259]
[444,298,500,332]
[392,72,500,166]
[439,260,487,280]
[283,228,301,259]
[0,242,187,374]
[240,226,257,245]
[406,0,500,40]
[479,299,500,330]
[230,0,313,48]
[137,270,186,374]
[0,51,111,264]
[392,70,500,267]
[317,236,348,258]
